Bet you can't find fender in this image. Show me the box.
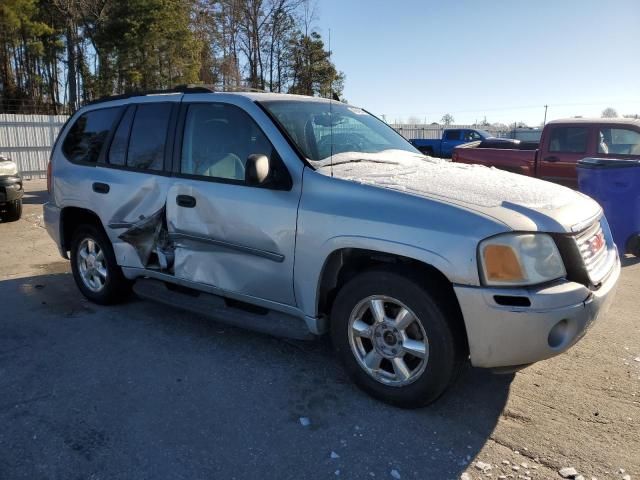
[295,234,457,318]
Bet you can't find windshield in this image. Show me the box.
[260,100,420,165]
[477,130,492,138]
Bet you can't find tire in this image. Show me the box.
[70,224,131,305]
[2,199,22,222]
[330,268,462,408]
[626,233,640,257]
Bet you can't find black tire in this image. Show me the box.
[2,199,22,222]
[70,224,131,305]
[330,268,462,408]
[627,233,640,257]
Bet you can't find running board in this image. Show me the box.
[132,278,314,340]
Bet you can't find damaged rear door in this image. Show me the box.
[81,96,181,270]
[165,99,301,306]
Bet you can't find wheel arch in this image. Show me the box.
[60,206,106,255]
[315,247,469,355]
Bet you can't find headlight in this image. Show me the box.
[479,233,566,287]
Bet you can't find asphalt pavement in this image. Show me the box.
[0,179,638,480]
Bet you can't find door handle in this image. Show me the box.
[92,182,110,194]
[176,195,196,208]
[544,156,559,162]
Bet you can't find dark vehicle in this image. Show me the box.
[0,155,23,222]
[452,118,640,188]
[410,128,492,157]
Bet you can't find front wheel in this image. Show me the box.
[331,268,461,408]
[70,224,131,305]
[627,233,640,257]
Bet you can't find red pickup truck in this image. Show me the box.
[452,118,640,188]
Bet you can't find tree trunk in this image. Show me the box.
[66,22,77,111]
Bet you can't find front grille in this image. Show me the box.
[575,221,614,285]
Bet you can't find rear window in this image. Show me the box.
[548,127,588,153]
[62,107,121,163]
[127,103,172,171]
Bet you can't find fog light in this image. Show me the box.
[548,319,569,348]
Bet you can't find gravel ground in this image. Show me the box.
[0,179,638,480]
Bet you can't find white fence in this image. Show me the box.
[390,124,506,140]
[0,114,68,177]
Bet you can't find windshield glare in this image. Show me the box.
[260,100,420,163]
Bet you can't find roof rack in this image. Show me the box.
[85,85,215,106]
[85,84,267,107]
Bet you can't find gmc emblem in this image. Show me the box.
[588,231,606,256]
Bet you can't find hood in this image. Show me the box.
[316,150,601,233]
[0,156,18,177]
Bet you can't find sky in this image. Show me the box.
[315,0,640,125]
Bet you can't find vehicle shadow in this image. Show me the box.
[621,254,640,267]
[20,188,49,205]
[0,272,512,480]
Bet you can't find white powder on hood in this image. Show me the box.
[316,150,577,209]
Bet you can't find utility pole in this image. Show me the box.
[543,104,548,125]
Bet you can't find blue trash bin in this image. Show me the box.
[577,157,640,256]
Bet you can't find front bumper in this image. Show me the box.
[454,256,621,368]
[0,175,24,204]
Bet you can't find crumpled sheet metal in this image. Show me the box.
[110,178,165,225]
[117,208,164,266]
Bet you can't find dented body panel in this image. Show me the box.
[165,179,301,305]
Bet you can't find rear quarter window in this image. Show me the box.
[548,127,589,153]
[62,107,121,163]
[444,130,460,141]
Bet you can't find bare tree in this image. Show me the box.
[300,0,317,36]
[441,113,454,125]
[602,107,618,118]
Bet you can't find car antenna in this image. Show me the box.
[329,28,334,178]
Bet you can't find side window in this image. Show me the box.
[181,103,275,182]
[108,105,135,166]
[598,127,640,155]
[127,103,172,171]
[464,131,481,142]
[548,127,588,153]
[444,130,460,141]
[62,107,121,163]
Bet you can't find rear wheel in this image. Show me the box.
[70,224,131,304]
[330,268,461,408]
[2,199,22,222]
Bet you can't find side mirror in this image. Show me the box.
[245,154,271,186]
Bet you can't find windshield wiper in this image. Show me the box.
[323,158,401,167]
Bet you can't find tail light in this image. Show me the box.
[47,160,52,194]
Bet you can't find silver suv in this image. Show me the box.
[44,88,620,407]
